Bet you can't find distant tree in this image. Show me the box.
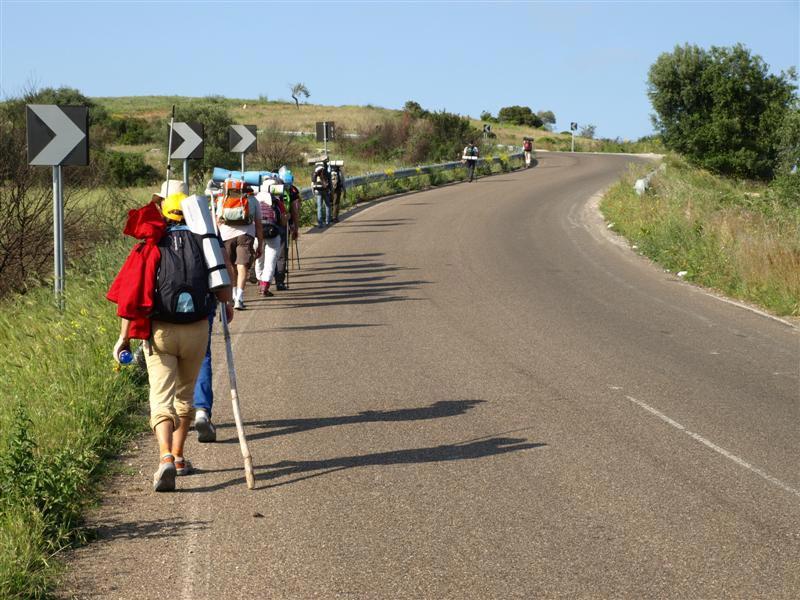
[480,110,494,122]
[290,83,310,109]
[497,105,543,128]
[537,110,556,127]
[579,124,596,139]
[648,43,797,179]
[404,100,428,118]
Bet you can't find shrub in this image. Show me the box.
[648,43,797,180]
[175,101,237,180]
[251,123,305,173]
[101,151,159,187]
[498,105,543,128]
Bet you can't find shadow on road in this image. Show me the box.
[82,518,209,544]
[216,400,486,444]
[257,437,546,489]
[185,436,545,493]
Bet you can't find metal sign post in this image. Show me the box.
[229,125,257,173]
[315,121,335,157]
[570,122,578,153]
[26,104,89,310]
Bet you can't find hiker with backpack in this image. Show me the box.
[275,168,301,291]
[107,181,234,492]
[312,161,331,228]
[329,163,345,223]
[253,178,287,297]
[216,179,264,310]
[523,137,534,168]
[462,141,480,182]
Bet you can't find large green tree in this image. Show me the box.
[648,43,797,180]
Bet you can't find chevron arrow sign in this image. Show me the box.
[170,122,204,160]
[230,124,257,153]
[26,105,89,166]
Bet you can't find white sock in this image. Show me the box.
[234,287,242,301]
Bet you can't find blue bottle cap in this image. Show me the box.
[118,350,133,365]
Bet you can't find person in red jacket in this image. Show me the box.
[108,181,233,492]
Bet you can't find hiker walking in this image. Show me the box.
[312,161,331,228]
[275,169,301,291]
[462,141,479,182]
[216,180,264,310]
[107,181,234,492]
[330,163,345,223]
[523,137,534,168]
[253,178,287,297]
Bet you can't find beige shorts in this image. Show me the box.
[144,318,209,430]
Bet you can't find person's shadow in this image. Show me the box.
[217,400,487,444]
[186,436,545,492]
[259,437,546,488]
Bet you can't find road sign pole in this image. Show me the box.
[52,165,65,310]
[183,159,189,187]
[241,152,245,173]
[571,131,575,153]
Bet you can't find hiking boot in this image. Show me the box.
[195,410,217,443]
[153,455,176,492]
[276,282,288,291]
[174,457,193,476]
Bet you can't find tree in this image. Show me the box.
[404,100,428,119]
[497,105,543,128]
[480,110,494,122]
[579,124,596,139]
[290,83,310,109]
[648,43,797,179]
[537,110,556,128]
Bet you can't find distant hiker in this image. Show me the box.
[312,161,331,228]
[462,141,479,182]
[329,163,345,223]
[107,181,234,492]
[253,178,287,297]
[275,168,301,291]
[216,179,264,310]
[523,137,534,168]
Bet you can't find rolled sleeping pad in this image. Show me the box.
[180,194,231,291]
[211,167,278,186]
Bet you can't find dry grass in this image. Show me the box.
[601,155,800,316]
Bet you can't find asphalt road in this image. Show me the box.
[62,153,800,599]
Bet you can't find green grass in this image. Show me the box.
[601,155,800,316]
[0,238,148,599]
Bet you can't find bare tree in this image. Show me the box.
[580,124,597,139]
[290,83,310,109]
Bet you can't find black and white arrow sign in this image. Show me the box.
[170,122,204,160]
[26,105,89,166]
[229,124,257,153]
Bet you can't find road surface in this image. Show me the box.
[62,153,799,599]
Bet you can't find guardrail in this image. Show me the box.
[295,152,525,201]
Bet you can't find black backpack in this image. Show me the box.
[152,228,213,324]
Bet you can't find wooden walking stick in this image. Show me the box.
[211,192,255,489]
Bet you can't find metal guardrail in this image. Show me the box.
[296,152,525,201]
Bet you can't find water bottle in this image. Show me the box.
[118,350,133,365]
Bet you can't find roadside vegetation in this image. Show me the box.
[0,235,147,599]
[602,154,799,316]
[603,43,799,317]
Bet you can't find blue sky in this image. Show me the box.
[1,1,797,140]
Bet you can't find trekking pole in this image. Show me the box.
[285,222,290,287]
[165,105,176,198]
[294,236,300,270]
[210,191,255,490]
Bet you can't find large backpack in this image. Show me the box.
[152,227,213,324]
[219,179,253,225]
[523,139,532,152]
[465,145,477,158]
[258,197,281,239]
[312,167,328,191]
[331,169,341,191]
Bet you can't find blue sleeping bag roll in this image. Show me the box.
[212,167,277,185]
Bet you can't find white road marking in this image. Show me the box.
[624,395,800,499]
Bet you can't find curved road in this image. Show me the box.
[63,153,799,599]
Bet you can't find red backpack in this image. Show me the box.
[523,139,533,152]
